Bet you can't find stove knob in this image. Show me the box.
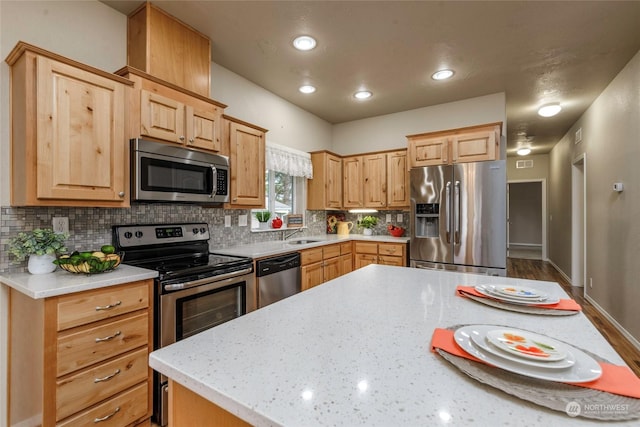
[192,228,199,234]
[124,231,133,239]
[135,231,143,238]
[200,227,206,234]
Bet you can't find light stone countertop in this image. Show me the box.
[215,233,410,259]
[149,265,634,426]
[0,264,158,299]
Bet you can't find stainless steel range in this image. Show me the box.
[112,223,255,426]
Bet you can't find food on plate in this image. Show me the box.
[55,248,123,274]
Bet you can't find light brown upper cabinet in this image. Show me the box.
[5,42,132,207]
[222,115,267,208]
[339,150,409,210]
[407,122,502,167]
[307,151,343,210]
[127,2,211,97]
[117,67,225,152]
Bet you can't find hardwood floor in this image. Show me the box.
[507,257,640,377]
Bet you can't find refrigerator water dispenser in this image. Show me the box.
[415,203,439,237]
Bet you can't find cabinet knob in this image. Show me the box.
[189,138,194,143]
[179,135,185,141]
[118,192,125,198]
[232,198,238,202]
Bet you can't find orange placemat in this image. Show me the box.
[431,327,640,399]
[457,285,582,311]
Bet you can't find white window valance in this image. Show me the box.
[265,141,313,179]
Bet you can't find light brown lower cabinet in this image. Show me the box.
[300,242,353,291]
[8,280,153,426]
[354,242,407,269]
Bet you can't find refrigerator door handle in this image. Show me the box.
[454,180,461,244]
[445,181,451,243]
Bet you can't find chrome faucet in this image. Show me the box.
[282,228,303,241]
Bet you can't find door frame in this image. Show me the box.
[571,153,587,288]
[507,179,547,260]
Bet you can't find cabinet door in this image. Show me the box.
[36,57,126,202]
[339,254,353,276]
[301,262,324,291]
[229,122,265,206]
[323,256,341,283]
[186,105,221,152]
[386,151,410,208]
[451,128,498,163]
[354,253,377,270]
[326,154,343,208]
[343,156,363,208]
[140,89,185,144]
[363,154,386,208]
[408,135,449,167]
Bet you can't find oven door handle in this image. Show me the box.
[163,267,253,291]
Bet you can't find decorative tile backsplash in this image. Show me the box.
[0,205,409,273]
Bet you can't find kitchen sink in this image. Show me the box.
[287,239,321,245]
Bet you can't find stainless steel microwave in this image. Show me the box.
[131,139,229,204]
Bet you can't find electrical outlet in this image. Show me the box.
[52,217,69,234]
[238,214,248,227]
[386,214,391,223]
[224,215,231,227]
[397,214,403,223]
[312,214,317,222]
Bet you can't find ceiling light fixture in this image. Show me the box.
[292,35,317,51]
[354,90,372,100]
[537,103,562,117]
[431,69,455,80]
[299,85,316,94]
[517,148,532,156]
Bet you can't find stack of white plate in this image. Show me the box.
[475,285,560,306]
[454,325,603,383]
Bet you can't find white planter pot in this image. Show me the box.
[259,222,270,230]
[28,254,57,274]
[363,228,373,236]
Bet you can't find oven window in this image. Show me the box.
[142,157,213,194]
[175,283,245,341]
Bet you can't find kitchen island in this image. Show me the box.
[149,265,637,426]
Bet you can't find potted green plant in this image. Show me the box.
[357,215,378,236]
[254,211,272,229]
[9,228,69,274]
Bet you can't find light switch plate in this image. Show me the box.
[386,214,392,223]
[238,214,248,227]
[224,215,231,227]
[397,214,403,222]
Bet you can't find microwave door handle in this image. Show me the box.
[445,181,451,243]
[454,180,461,244]
[210,166,217,198]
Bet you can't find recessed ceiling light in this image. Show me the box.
[517,148,532,156]
[538,103,562,117]
[431,69,455,80]
[292,35,317,51]
[299,85,316,94]
[354,90,372,100]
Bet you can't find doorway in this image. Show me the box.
[507,180,547,260]
[571,154,586,287]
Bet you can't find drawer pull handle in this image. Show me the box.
[95,331,121,342]
[94,369,121,383]
[94,407,120,423]
[95,301,121,311]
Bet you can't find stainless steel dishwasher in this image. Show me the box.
[256,252,301,308]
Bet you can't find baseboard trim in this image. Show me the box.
[546,259,573,285]
[585,294,640,354]
[508,243,543,248]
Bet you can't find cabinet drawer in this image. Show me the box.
[322,244,341,259]
[378,255,405,267]
[301,248,323,265]
[56,348,148,420]
[57,313,148,376]
[57,281,150,331]
[339,242,352,255]
[56,382,148,427]
[354,242,378,255]
[378,243,405,257]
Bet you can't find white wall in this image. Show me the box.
[332,92,506,155]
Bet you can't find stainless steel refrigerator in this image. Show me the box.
[410,160,506,276]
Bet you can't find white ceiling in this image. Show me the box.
[101,1,640,155]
